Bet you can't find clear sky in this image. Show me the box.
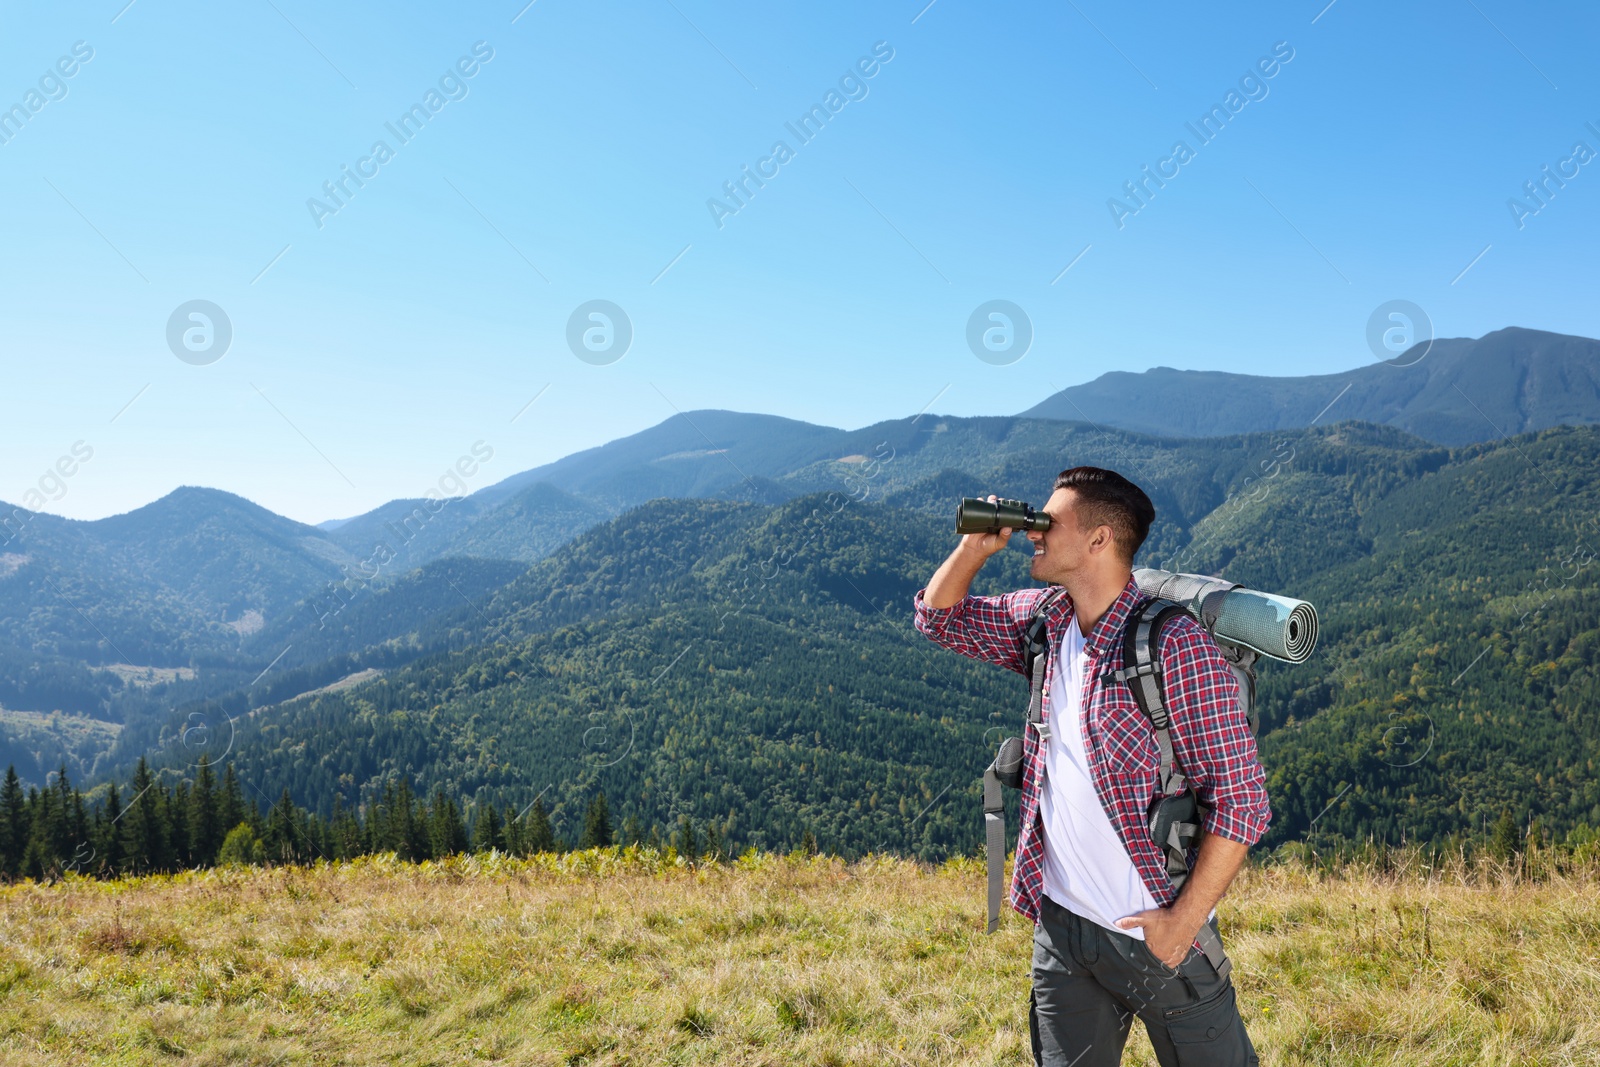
[2,0,1596,524]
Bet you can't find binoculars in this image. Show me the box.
[956,497,1052,535]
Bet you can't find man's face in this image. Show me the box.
[1026,488,1112,583]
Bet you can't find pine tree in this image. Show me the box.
[522,797,555,854]
[502,807,524,856]
[800,828,818,857]
[0,766,27,879]
[394,779,424,861]
[168,780,193,868]
[153,779,179,870]
[674,815,698,861]
[62,772,90,874]
[264,788,298,864]
[303,808,330,862]
[1491,810,1520,862]
[361,791,381,855]
[189,755,221,866]
[703,818,723,863]
[371,779,398,855]
[428,783,467,857]
[218,763,245,837]
[94,783,124,876]
[246,795,265,840]
[85,800,111,877]
[120,758,169,875]
[580,792,614,850]
[470,803,504,853]
[620,813,643,848]
[330,795,362,860]
[23,782,62,880]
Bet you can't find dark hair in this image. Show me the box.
[1053,466,1155,563]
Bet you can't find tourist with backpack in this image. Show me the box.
[914,466,1269,1067]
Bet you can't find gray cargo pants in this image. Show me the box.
[1030,894,1259,1067]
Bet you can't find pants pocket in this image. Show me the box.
[1160,980,1239,1046]
[1131,934,1192,975]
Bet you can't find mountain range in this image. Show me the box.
[1023,327,1600,445]
[2,325,1598,860]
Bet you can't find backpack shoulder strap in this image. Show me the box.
[1021,586,1069,675]
[1109,597,1193,795]
[1021,586,1069,743]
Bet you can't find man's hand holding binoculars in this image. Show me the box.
[926,494,1050,609]
[959,494,1021,560]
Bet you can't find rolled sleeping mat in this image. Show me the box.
[1133,567,1319,664]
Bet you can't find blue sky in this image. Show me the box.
[2,0,1596,524]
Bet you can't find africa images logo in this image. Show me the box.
[306,42,495,229]
[1106,41,1295,229]
[705,41,895,229]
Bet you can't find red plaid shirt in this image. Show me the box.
[915,574,1271,941]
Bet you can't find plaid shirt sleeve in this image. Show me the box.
[912,586,1050,675]
[1158,616,1272,846]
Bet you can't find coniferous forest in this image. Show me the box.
[0,754,731,883]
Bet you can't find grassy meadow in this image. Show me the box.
[1,844,1598,1066]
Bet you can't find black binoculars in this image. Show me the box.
[955,497,1053,534]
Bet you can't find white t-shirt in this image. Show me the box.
[1036,617,1165,938]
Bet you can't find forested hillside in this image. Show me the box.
[7,409,1600,866]
[118,423,1600,862]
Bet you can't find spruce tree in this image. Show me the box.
[674,815,698,860]
[0,766,27,879]
[502,807,524,856]
[394,779,424,861]
[95,783,124,876]
[119,758,168,875]
[63,775,90,874]
[470,803,504,853]
[264,788,298,865]
[330,794,361,860]
[246,796,265,840]
[428,783,467,857]
[372,779,398,855]
[522,797,555,854]
[343,799,365,859]
[85,800,110,877]
[304,808,330,862]
[168,780,193,868]
[189,755,221,866]
[1491,810,1520,862]
[23,783,62,880]
[151,777,181,871]
[620,813,643,848]
[218,763,245,837]
[580,792,614,850]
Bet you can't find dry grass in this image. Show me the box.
[0,845,1598,1066]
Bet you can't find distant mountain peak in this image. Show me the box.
[1020,327,1600,445]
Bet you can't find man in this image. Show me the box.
[914,466,1269,1066]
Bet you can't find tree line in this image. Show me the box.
[0,755,745,883]
[2,747,1575,887]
